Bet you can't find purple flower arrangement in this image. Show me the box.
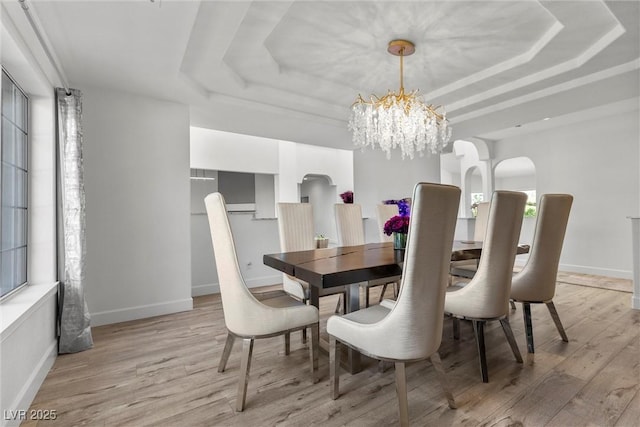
[340,191,354,204]
[383,199,411,236]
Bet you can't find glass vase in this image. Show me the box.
[393,232,407,250]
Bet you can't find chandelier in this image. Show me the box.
[348,40,452,159]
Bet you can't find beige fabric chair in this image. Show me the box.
[376,204,399,243]
[444,191,527,383]
[335,203,402,307]
[450,201,490,280]
[277,203,347,315]
[205,193,319,411]
[510,194,573,358]
[328,183,461,426]
[473,201,490,241]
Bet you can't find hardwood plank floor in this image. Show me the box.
[25,279,638,426]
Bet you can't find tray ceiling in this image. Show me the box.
[6,0,639,149]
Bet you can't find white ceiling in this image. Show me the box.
[6,0,639,150]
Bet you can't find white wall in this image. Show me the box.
[1,7,59,424]
[190,176,281,296]
[353,148,441,243]
[189,127,353,294]
[495,174,536,191]
[82,87,192,325]
[191,127,279,174]
[255,174,275,218]
[290,141,353,201]
[494,107,640,278]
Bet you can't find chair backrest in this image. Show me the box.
[360,183,461,360]
[335,203,365,246]
[376,204,399,243]
[276,203,315,300]
[204,192,271,335]
[511,194,573,302]
[473,202,490,241]
[277,203,316,252]
[457,191,527,318]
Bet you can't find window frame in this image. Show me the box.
[1,67,29,300]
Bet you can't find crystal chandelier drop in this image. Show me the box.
[348,40,452,159]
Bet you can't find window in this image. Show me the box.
[470,192,484,217]
[1,69,28,298]
[523,190,537,217]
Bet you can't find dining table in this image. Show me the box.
[263,240,530,373]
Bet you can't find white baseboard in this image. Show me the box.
[192,283,219,296]
[515,259,632,280]
[245,275,282,288]
[632,295,640,310]
[192,275,282,297]
[558,263,632,280]
[3,340,57,427]
[90,298,193,326]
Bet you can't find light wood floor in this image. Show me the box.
[26,278,639,426]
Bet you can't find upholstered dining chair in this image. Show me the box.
[444,191,527,383]
[449,201,490,280]
[205,193,319,412]
[510,194,573,360]
[376,204,399,243]
[328,183,461,427]
[335,203,402,307]
[277,203,347,316]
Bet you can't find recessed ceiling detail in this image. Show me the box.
[15,0,640,148]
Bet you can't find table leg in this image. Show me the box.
[344,283,362,374]
[311,284,362,374]
[309,286,320,309]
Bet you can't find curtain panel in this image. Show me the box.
[56,88,93,353]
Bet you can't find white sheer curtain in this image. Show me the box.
[56,88,92,353]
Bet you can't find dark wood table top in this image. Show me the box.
[263,241,530,289]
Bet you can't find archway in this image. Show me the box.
[494,157,536,216]
[464,166,484,217]
[300,174,337,240]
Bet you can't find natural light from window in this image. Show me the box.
[1,69,29,298]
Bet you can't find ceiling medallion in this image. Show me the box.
[348,40,452,159]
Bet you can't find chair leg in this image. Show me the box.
[500,318,523,363]
[309,323,319,383]
[334,296,342,314]
[342,293,347,314]
[522,302,535,354]
[284,332,290,355]
[395,362,409,427]
[452,317,460,340]
[218,333,235,373]
[302,299,308,344]
[236,338,254,412]
[471,320,489,383]
[365,285,371,308]
[546,301,569,342]
[509,299,516,310]
[393,282,399,299]
[329,336,340,400]
[430,352,456,409]
[378,283,389,303]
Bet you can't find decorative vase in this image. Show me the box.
[393,232,407,250]
[316,238,329,249]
